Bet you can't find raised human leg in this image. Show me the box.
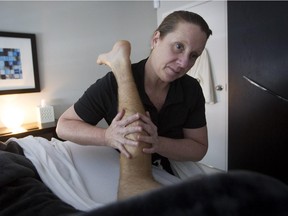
[97,40,161,200]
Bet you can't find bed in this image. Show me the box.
[1,136,288,216]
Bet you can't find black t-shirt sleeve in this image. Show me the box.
[74,72,118,125]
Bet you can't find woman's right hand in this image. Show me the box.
[104,109,142,158]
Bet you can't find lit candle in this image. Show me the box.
[41,99,46,107]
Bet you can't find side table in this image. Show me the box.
[0,121,58,142]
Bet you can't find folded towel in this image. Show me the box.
[187,48,216,104]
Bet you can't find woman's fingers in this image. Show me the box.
[118,142,131,158]
[108,110,159,157]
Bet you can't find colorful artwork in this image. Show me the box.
[0,48,23,80]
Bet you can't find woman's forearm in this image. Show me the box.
[157,136,208,162]
[56,117,106,146]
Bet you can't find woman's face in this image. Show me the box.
[150,22,207,82]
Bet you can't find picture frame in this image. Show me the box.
[0,31,40,95]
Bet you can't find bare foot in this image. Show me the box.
[97,40,131,73]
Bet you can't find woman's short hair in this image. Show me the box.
[156,10,212,39]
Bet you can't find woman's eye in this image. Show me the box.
[190,53,199,59]
[175,43,184,50]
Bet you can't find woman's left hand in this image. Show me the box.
[136,112,159,154]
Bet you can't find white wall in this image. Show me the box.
[156,1,190,22]
[0,1,157,127]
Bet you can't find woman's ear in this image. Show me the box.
[151,31,160,49]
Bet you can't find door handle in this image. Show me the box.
[215,85,223,91]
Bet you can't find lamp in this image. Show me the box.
[1,106,25,133]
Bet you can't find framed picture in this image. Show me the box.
[0,31,40,95]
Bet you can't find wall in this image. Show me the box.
[0,1,157,127]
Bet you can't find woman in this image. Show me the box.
[56,10,212,198]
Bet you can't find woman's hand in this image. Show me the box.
[104,109,142,158]
[136,112,159,154]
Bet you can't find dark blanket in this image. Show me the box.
[0,140,79,216]
[1,140,288,216]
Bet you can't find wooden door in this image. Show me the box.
[161,1,228,171]
[228,1,288,184]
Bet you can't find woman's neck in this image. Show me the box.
[144,58,170,111]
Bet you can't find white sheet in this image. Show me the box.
[10,136,221,211]
[10,136,181,211]
[67,139,182,205]
[11,136,101,211]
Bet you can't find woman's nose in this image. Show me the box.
[177,54,190,69]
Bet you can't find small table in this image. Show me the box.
[0,121,57,142]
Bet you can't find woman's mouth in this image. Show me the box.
[166,66,179,75]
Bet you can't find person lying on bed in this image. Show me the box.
[56,10,212,199]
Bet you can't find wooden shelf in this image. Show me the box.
[0,121,57,142]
